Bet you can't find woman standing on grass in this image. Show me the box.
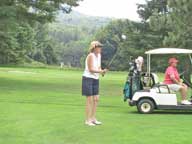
[82,41,107,126]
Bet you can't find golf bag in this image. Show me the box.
[123,57,143,101]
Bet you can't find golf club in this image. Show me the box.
[102,34,127,77]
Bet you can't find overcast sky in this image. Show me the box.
[73,0,145,21]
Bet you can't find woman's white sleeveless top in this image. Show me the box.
[83,53,101,79]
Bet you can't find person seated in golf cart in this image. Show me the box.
[163,57,191,105]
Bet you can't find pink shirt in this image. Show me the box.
[164,66,180,84]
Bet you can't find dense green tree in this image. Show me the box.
[0,32,19,64]
[0,0,81,64]
[137,0,168,22]
[136,0,192,72]
[163,0,192,48]
[94,19,163,71]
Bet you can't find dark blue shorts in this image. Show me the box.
[82,76,99,96]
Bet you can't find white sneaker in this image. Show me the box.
[85,121,96,126]
[181,100,192,105]
[92,120,102,125]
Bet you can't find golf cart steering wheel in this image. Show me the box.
[180,70,192,88]
[179,71,186,79]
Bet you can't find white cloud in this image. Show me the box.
[73,0,145,21]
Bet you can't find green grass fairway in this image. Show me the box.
[0,67,192,144]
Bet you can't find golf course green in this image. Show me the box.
[0,67,191,144]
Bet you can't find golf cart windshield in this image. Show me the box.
[145,48,192,74]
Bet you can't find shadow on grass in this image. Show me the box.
[130,111,192,115]
[3,99,192,115]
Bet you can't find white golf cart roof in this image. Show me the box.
[145,48,192,54]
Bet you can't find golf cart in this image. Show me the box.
[124,48,192,114]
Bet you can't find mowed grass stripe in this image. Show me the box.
[0,67,192,144]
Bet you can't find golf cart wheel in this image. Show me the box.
[137,99,155,114]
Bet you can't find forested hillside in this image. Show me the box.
[1,0,192,72]
[47,11,112,67]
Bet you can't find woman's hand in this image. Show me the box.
[101,69,108,76]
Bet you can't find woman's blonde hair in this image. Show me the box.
[89,41,103,53]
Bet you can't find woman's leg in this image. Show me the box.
[86,96,93,122]
[91,95,99,121]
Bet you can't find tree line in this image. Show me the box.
[0,0,192,72]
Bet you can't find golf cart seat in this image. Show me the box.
[152,84,173,93]
[141,73,173,93]
[151,73,174,93]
